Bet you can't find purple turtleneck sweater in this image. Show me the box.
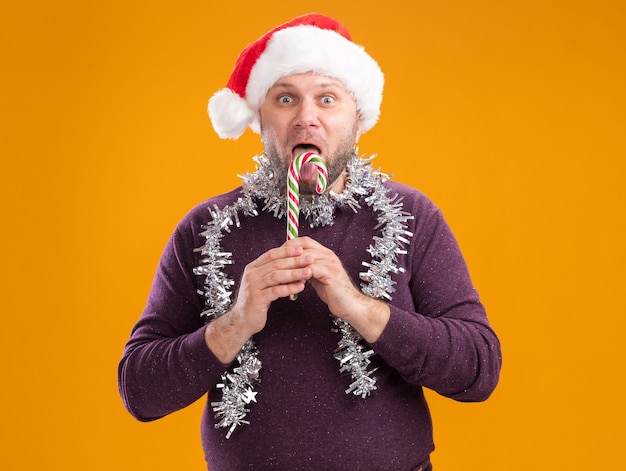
[118,179,501,470]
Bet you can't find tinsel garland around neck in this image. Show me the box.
[193,152,414,438]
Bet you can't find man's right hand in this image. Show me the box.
[203,243,314,364]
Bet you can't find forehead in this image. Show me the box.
[268,72,349,93]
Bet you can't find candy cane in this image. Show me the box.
[286,152,328,300]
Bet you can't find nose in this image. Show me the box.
[293,98,320,128]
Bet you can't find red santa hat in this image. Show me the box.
[208,13,384,139]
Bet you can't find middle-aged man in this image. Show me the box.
[118,12,502,471]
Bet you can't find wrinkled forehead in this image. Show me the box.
[266,72,351,95]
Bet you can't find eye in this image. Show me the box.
[321,95,335,105]
[279,95,293,104]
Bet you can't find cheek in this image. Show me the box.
[326,111,358,133]
[326,118,360,147]
[261,116,291,141]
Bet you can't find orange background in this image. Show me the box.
[2,1,625,469]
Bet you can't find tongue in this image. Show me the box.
[299,162,317,180]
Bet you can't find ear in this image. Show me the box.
[355,115,363,144]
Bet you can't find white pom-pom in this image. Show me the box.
[208,89,255,139]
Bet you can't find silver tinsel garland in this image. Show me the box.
[193,152,413,437]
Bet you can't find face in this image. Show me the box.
[259,72,362,195]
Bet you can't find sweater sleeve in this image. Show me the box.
[117,218,229,422]
[371,199,501,402]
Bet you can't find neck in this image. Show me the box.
[299,169,347,199]
[326,169,348,194]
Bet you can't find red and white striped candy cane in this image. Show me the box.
[286,152,328,300]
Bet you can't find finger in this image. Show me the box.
[266,278,308,299]
[283,236,322,251]
[241,254,313,297]
[249,244,305,269]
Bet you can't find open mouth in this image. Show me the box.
[291,144,321,159]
